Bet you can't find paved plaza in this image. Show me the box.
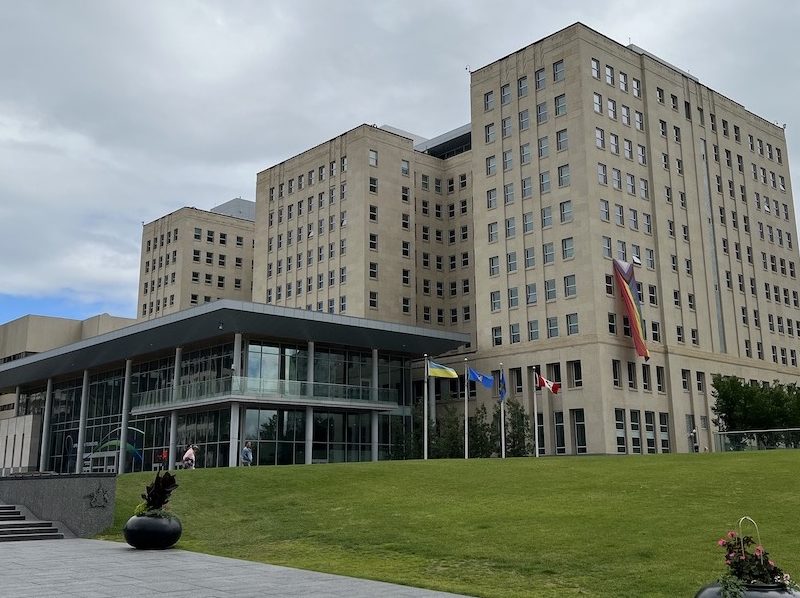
[0,539,471,598]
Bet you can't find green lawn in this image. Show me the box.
[99,452,800,597]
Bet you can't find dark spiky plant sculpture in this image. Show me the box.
[133,471,179,518]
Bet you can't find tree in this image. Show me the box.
[492,398,531,457]
[431,404,463,458]
[468,404,494,458]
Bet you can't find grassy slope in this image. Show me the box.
[100,452,800,597]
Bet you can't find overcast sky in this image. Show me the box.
[1,0,798,324]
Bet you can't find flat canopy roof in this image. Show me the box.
[0,300,470,390]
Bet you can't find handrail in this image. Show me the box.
[131,376,398,410]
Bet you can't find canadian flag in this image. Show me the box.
[536,373,561,395]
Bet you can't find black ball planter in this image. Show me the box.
[123,515,182,549]
[696,583,800,597]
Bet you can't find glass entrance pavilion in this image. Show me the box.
[0,301,468,474]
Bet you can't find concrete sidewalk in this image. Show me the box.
[1,539,472,598]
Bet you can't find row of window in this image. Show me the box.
[489,274,576,311]
[267,216,353,252]
[144,250,177,273]
[191,251,246,269]
[592,92,645,131]
[419,172,468,194]
[490,313,579,346]
[653,81,784,168]
[615,409,671,455]
[488,237,574,277]
[600,236,654,268]
[723,272,799,307]
[590,58,642,99]
[752,192,792,222]
[145,227,179,252]
[269,156,348,200]
[419,304,472,325]
[143,272,176,294]
[738,306,800,337]
[420,224,469,244]
[189,272,243,290]
[141,295,175,316]
[482,59,565,112]
[418,197,469,218]
[597,162,650,198]
[192,228,246,247]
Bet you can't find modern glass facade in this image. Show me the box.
[37,337,414,472]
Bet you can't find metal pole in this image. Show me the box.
[39,378,53,472]
[423,354,428,460]
[118,360,132,474]
[464,358,469,459]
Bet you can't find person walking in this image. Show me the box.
[240,441,253,466]
[182,444,198,469]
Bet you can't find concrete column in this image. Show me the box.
[371,412,379,462]
[305,405,313,465]
[172,347,182,405]
[13,386,20,413]
[232,333,243,377]
[306,341,315,398]
[168,411,178,470]
[371,348,379,402]
[118,360,132,474]
[229,402,240,467]
[75,370,90,473]
[39,379,53,472]
[371,349,379,461]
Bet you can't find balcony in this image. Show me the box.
[130,376,399,415]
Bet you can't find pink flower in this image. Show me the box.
[727,531,737,539]
[725,560,731,565]
[769,560,775,567]
[755,545,764,557]
[718,539,726,546]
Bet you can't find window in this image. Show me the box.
[541,206,552,228]
[543,242,554,264]
[369,149,378,166]
[492,327,502,346]
[554,94,566,117]
[489,291,500,311]
[537,101,548,124]
[369,177,378,193]
[559,200,573,223]
[486,156,496,176]
[369,291,378,309]
[502,117,512,138]
[605,64,614,85]
[600,199,609,221]
[520,143,531,165]
[591,58,600,79]
[540,172,550,193]
[556,129,568,151]
[484,90,494,111]
[528,320,539,341]
[566,313,579,336]
[535,68,545,90]
[593,93,603,114]
[553,59,564,82]
[517,75,528,97]
[519,109,529,131]
[485,123,495,143]
[558,165,570,187]
[526,283,537,305]
[595,127,605,149]
[544,280,557,304]
[500,84,511,105]
[562,237,574,259]
[547,317,559,338]
[564,274,576,297]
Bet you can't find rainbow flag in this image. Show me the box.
[613,259,650,360]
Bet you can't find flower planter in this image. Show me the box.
[695,583,800,597]
[123,514,182,550]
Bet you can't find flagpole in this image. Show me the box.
[500,362,506,459]
[423,354,428,460]
[533,370,540,458]
[464,358,469,459]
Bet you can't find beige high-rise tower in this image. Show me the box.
[153,23,798,455]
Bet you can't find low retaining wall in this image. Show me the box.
[0,473,116,537]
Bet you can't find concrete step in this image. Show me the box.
[0,514,24,521]
[0,521,54,530]
[0,505,18,511]
[0,533,64,542]
[0,527,61,537]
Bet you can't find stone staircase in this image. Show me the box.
[0,504,63,542]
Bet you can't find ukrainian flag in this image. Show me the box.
[428,360,458,378]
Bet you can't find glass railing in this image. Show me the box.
[714,428,800,452]
[131,376,398,411]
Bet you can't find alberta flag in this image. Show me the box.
[467,367,494,389]
[536,372,561,395]
[498,370,507,402]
